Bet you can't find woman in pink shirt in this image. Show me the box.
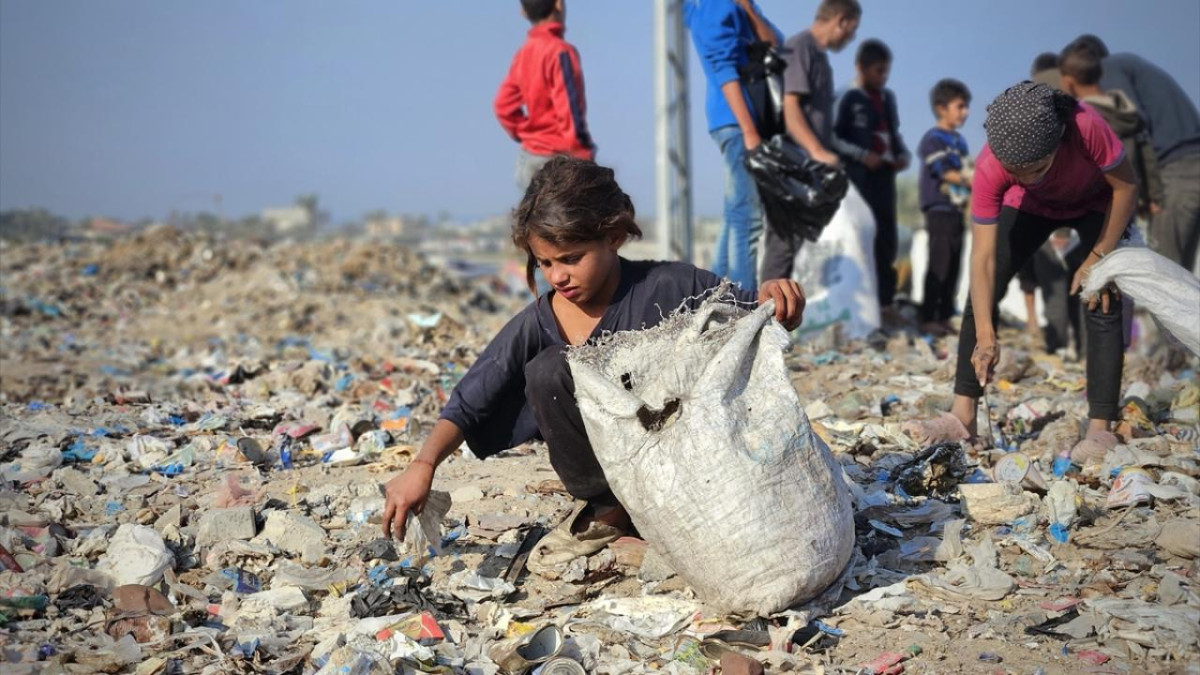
[909,82,1138,465]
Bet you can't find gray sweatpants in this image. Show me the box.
[515,149,553,193]
[1150,152,1200,275]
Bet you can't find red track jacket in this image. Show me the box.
[494,22,595,160]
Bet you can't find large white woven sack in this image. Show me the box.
[1080,246,1200,356]
[567,296,855,616]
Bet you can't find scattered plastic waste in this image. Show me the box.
[96,524,173,587]
[1,229,1196,671]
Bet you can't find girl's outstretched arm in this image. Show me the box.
[381,419,465,541]
[1071,158,1138,313]
[968,221,1000,386]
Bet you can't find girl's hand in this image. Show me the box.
[758,279,806,331]
[381,460,434,540]
[971,338,1000,387]
[1071,252,1120,313]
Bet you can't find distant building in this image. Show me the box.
[86,217,134,238]
[261,206,311,233]
[365,215,408,239]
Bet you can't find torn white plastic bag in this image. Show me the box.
[567,295,855,615]
[1080,247,1200,355]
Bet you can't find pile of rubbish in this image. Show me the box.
[1,230,1198,673]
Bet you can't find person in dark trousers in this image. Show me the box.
[1016,229,1084,356]
[834,39,910,314]
[906,82,1139,469]
[760,0,861,281]
[1066,34,1200,274]
[494,0,596,192]
[684,0,784,291]
[380,156,806,544]
[916,78,972,336]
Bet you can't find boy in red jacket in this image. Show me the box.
[495,0,596,191]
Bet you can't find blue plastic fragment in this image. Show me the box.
[308,347,335,363]
[439,524,467,550]
[811,351,841,366]
[153,464,184,477]
[1049,523,1069,543]
[62,439,97,463]
[1012,516,1035,533]
[1052,456,1075,478]
[814,620,844,636]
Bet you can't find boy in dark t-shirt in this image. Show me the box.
[761,0,861,281]
[835,39,910,314]
[916,78,972,335]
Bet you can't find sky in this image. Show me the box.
[1,0,1198,224]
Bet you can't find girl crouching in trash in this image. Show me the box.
[381,156,805,556]
[907,81,1138,466]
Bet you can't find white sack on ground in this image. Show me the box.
[790,183,880,341]
[1081,247,1200,355]
[567,295,855,616]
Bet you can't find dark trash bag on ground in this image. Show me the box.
[744,136,848,242]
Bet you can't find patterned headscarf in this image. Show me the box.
[984,81,1070,167]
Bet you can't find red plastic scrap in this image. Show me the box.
[376,611,445,644]
[1077,650,1111,666]
[273,422,319,439]
[0,543,23,573]
[862,651,907,675]
[1039,597,1083,612]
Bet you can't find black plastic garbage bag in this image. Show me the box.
[744,136,848,242]
[738,41,789,140]
[55,584,105,611]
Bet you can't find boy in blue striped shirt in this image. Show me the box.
[916,78,972,335]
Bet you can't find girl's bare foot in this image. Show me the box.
[1068,427,1119,466]
[902,412,972,445]
[571,494,632,534]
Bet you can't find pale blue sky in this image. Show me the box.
[1,0,1198,223]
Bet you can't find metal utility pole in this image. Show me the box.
[654,0,693,262]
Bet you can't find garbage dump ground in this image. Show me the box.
[1,228,1198,674]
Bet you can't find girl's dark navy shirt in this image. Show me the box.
[440,258,756,458]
